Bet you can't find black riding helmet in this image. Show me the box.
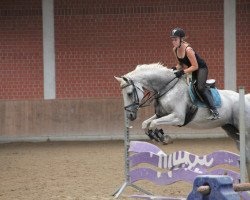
[170,27,185,38]
[170,27,185,48]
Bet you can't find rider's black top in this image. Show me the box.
[175,46,207,69]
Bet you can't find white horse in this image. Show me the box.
[246,94,250,102]
[115,63,250,180]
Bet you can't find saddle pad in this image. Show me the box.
[189,85,222,108]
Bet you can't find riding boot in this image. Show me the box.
[200,89,220,120]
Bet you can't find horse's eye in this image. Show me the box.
[127,92,132,97]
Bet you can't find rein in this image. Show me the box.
[122,75,179,111]
[156,77,179,99]
[139,76,179,107]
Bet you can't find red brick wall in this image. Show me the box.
[237,0,250,92]
[0,0,249,100]
[55,0,225,99]
[0,0,43,100]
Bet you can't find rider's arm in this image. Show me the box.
[183,47,198,74]
[172,47,183,70]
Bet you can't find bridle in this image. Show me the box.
[122,76,179,113]
[122,79,142,113]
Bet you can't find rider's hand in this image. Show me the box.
[171,66,177,70]
[174,70,185,78]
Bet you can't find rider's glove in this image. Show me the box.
[174,70,185,78]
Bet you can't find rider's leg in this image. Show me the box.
[195,68,220,120]
[202,89,220,119]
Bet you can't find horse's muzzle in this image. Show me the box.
[126,111,137,121]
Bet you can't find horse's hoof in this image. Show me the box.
[156,129,173,145]
[157,129,173,145]
[161,134,174,145]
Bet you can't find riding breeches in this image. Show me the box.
[193,67,216,110]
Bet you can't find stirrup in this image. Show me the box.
[207,109,220,120]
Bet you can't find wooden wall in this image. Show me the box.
[0,99,225,142]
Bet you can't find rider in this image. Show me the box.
[170,27,220,120]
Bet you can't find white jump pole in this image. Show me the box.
[112,109,132,198]
[239,87,246,183]
[112,109,152,198]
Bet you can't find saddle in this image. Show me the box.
[189,79,222,108]
[181,79,221,126]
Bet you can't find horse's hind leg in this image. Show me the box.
[247,138,250,182]
[221,124,239,148]
[222,125,250,181]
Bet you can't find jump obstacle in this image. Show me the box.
[113,88,250,199]
[128,141,250,200]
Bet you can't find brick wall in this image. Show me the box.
[0,0,249,100]
[0,0,43,100]
[55,0,225,99]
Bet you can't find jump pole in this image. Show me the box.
[112,109,152,198]
[239,87,246,183]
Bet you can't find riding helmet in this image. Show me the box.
[170,28,185,38]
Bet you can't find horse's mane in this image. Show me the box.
[126,62,172,77]
[136,62,166,70]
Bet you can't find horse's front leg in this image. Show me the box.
[149,112,184,129]
[142,114,157,130]
[142,114,168,143]
[142,114,180,145]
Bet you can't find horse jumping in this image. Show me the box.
[115,63,250,180]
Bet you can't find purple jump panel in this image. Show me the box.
[130,167,200,185]
[130,167,241,185]
[129,141,166,155]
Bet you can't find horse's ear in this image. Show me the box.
[114,76,123,83]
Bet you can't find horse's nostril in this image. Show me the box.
[130,113,133,118]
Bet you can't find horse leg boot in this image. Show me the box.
[146,129,160,142]
[200,89,220,120]
[142,115,160,141]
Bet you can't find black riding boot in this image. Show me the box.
[201,89,220,120]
